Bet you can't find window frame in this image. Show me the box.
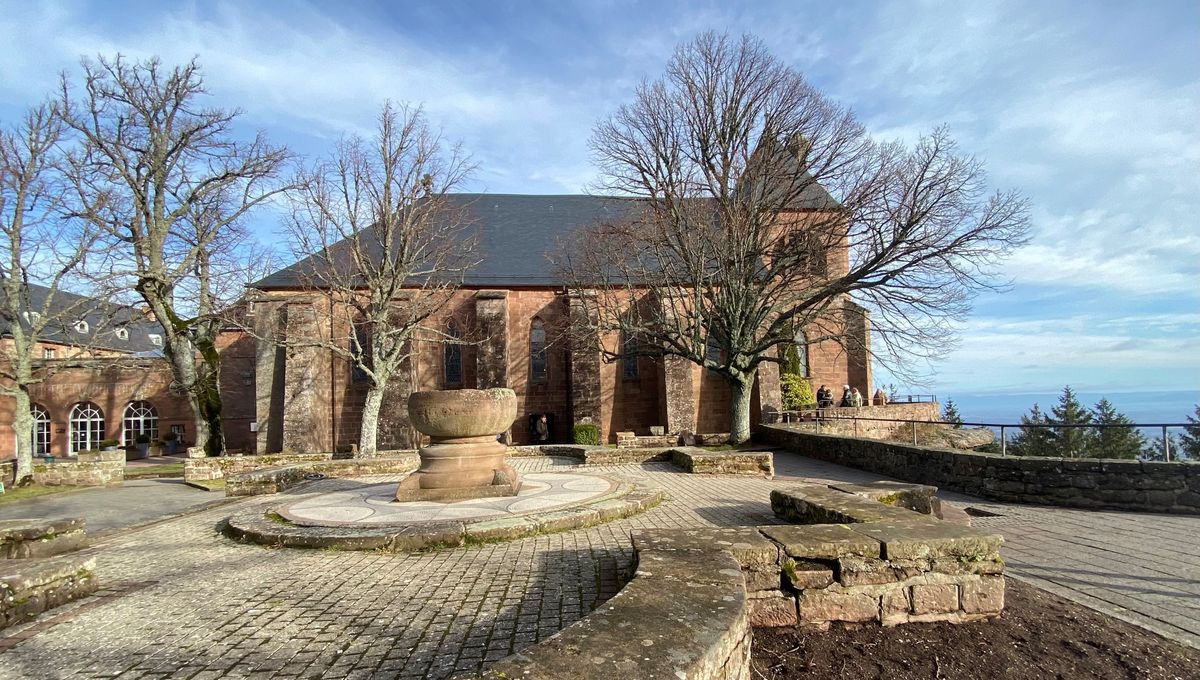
[122,400,159,446]
[69,401,105,453]
[530,318,548,383]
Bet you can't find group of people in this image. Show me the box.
[816,384,864,408]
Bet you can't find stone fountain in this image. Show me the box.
[395,388,522,502]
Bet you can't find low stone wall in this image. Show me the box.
[0,518,88,559]
[185,450,416,483]
[32,450,124,487]
[0,518,97,630]
[224,455,421,496]
[0,460,13,486]
[762,425,1200,514]
[672,447,774,477]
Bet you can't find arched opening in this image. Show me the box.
[31,404,50,456]
[69,402,105,453]
[789,329,810,378]
[621,330,639,379]
[122,400,159,445]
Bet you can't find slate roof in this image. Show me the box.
[0,281,165,354]
[254,188,837,290]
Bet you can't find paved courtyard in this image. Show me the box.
[0,452,1196,679]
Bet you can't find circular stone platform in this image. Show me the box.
[224,471,663,552]
[279,472,615,527]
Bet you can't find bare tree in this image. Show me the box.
[0,104,104,483]
[57,56,289,456]
[283,102,476,456]
[561,33,1029,443]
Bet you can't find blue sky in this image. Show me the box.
[1,0,1197,397]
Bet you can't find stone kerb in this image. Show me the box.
[0,518,98,630]
[458,547,752,680]
[224,481,664,551]
[762,424,1200,515]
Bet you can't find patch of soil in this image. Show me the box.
[751,578,1198,679]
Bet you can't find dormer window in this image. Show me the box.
[74,320,89,334]
[115,327,129,341]
[149,334,163,347]
[22,311,41,325]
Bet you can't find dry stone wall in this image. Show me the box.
[32,450,124,487]
[763,425,1200,514]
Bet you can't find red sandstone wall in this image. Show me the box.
[0,361,193,457]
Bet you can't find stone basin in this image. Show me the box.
[407,388,517,439]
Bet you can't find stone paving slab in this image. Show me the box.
[0,450,1194,680]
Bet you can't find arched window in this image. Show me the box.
[444,320,463,386]
[622,331,639,379]
[530,318,547,383]
[122,401,159,445]
[705,335,722,367]
[31,404,50,456]
[69,402,104,453]
[792,329,810,378]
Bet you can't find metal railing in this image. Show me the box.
[763,411,1192,462]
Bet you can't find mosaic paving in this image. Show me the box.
[279,472,615,526]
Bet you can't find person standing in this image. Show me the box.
[840,385,853,407]
[534,413,550,443]
[851,387,864,407]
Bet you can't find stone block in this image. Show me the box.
[748,594,798,627]
[631,528,779,569]
[848,522,1002,560]
[880,587,912,626]
[961,576,1005,614]
[797,590,878,624]
[761,524,881,560]
[930,556,1004,576]
[744,567,783,591]
[782,558,834,590]
[836,556,929,587]
[911,583,959,615]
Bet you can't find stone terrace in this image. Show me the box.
[0,452,1195,678]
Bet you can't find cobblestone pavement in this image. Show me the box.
[0,452,1195,680]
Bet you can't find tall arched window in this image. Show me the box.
[621,331,639,379]
[792,329,810,378]
[122,401,159,445]
[69,402,104,453]
[530,318,547,383]
[444,320,463,386]
[31,404,50,456]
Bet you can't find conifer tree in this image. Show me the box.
[1049,385,1094,458]
[1142,433,1182,462]
[1090,398,1144,459]
[1181,405,1200,460]
[942,399,963,428]
[1008,403,1055,457]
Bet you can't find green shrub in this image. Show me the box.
[135,434,151,444]
[98,439,119,449]
[573,423,600,446]
[781,374,816,410]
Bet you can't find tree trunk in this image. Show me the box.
[728,374,754,445]
[162,332,225,457]
[359,384,385,457]
[12,388,34,485]
[194,338,226,457]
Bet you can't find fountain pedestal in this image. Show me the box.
[395,388,521,502]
